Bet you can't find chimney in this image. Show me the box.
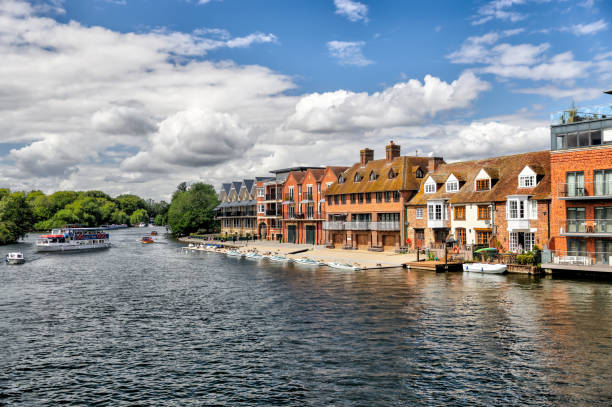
[428,157,444,173]
[385,140,400,162]
[360,148,374,166]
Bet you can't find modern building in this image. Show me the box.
[546,101,612,271]
[323,141,431,251]
[407,151,551,252]
[215,179,258,237]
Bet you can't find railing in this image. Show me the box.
[219,211,256,217]
[560,219,612,234]
[558,181,612,198]
[551,105,612,125]
[265,194,280,201]
[370,221,400,231]
[323,221,345,230]
[265,209,280,216]
[283,195,295,202]
[549,250,612,267]
[288,213,305,219]
[345,221,370,230]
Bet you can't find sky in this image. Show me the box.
[0,0,610,200]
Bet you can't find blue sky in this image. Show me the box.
[0,0,610,198]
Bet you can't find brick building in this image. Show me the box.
[547,102,612,269]
[324,141,430,251]
[215,179,258,237]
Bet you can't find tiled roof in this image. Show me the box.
[309,168,325,181]
[231,181,242,192]
[243,179,254,192]
[325,156,431,194]
[408,150,551,205]
[222,183,232,195]
[288,171,307,184]
[327,166,350,177]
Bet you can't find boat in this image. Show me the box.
[141,236,154,244]
[138,222,146,228]
[294,258,324,266]
[5,252,25,264]
[150,231,158,236]
[244,252,263,259]
[463,263,507,274]
[327,262,361,271]
[226,250,244,257]
[36,227,111,252]
[268,255,292,263]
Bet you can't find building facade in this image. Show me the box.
[323,141,430,251]
[215,179,258,237]
[548,103,612,268]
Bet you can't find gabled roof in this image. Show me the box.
[255,176,275,182]
[408,150,551,205]
[288,171,307,184]
[231,181,242,192]
[243,179,254,192]
[325,156,432,194]
[309,168,325,182]
[222,183,232,195]
[327,166,349,177]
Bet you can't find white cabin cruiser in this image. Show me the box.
[5,252,25,264]
[36,228,111,252]
[463,263,507,274]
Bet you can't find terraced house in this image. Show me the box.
[323,141,431,251]
[215,179,259,237]
[406,151,551,252]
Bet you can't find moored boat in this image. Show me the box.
[244,252,263,259]
[141,236,154,244]
[463,263,507,274]
[327,262,361,271]
[268,255,292,263]
[36,228,111,252]
[226,250,244,257]
[294,258,324,266]
[5,252,25,264]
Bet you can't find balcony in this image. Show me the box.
[323,221,345,230]
[542,250,612,273]
[264,194,281,201]
[557,181,612,200]
[370,221,400,231]
[427,218,449,229]
[507,218,531,231]
[264,209,281,216]
[282,195,295,205]
[345,221,370,231]
[560,219,612,237]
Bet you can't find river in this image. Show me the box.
[1,228,611,405]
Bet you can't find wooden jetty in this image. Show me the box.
[403,260,463,273]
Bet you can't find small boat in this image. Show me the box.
[294,258,324,266]
[226,250,244,257]
[244,252,263,259]
[5,252,25,265]
[268,255,292,263]
[138,222,146,228]
[150,231,158,236]
[141,236,154,244]
[327,262,361,271]
[463,263,507,274]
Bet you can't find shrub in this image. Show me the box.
[517,251,535,265]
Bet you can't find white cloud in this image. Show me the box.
[482,51,592,80]
[284,72,490,133]
[472,0,526,25]
[327,40,373,66]
[334,0,368,22]
[564,19,608,36]
[447,29,525,63]
[513,86,604,101]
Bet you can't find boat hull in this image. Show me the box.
[6,258,25,264]
[36,243,111,252]
[463,263,507,274]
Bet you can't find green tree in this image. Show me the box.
[130,208,149,225]
[48,191,79,213]
[110,210,129,225]
[116,194,147,216]
[0,193,34,243]
[167,182,219,237]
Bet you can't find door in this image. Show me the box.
[357,233,369,250]
[333,233,345,248]
[287,225,296,243]
[305,226,315,245]
[258,223,267,239]
[382,234,396,251]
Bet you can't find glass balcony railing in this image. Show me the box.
[558,181,612,198]
[561,219,612,234]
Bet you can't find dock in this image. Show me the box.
[403,260,463,272]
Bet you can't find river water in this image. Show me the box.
[1,228,611,406]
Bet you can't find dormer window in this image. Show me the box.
[476,179,490,191]
[415,168,424,178]
[338,175,344,184]
[388,169,396,179]
[369,171,377,181]
[354,173,362,182]
[446,180,459,192]
[519,175,535,188]
[425,183,436,194]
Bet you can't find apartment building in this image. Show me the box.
[407,151,551,252]
[323,141,431,251]
[215,179,258,237]
[547,101,612,270]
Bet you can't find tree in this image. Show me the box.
[0,193,34,243]
[116,194,147,217]
[110,210,129,225]
[130,208,149,225]
[167,182,219,236]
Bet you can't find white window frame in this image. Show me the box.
[257,187,264,197]
[531,200,537,219]
[257,204,264,214]
[446,181,459,193]
[519,175,535,188]
[416,207,423,219]
[427,203,447,220]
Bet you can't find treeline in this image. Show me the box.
[0,188,169,244]
[0,182,220,244]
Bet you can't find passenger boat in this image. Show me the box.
[5,252,25,264]
[463,263,507,274]
[141,236,154,244]
[36,228,111,252]
[327,262,361,271]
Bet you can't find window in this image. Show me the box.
[388,169,396,179]
[477,205,490,220]
[369,171,377,181]
[416,168,424,178]
[555,134,565,150]
[338,175,345,184]
[476,230,491,245]
[365,193,371,203]
[567,133,578,148]
[379,213,400,222]
[307,205,314,219]
[454,206,465,220]
[566,171,584,197]
[415,229,424,241]
[393,191,400,202]
[341,194,346,204]
[531,201,537,219]
[568,239,587,257]
[327,196,332,205]
[258,204,264,213]
[476,179,490,191]
[554,130,606,150]
[376,192,382,203]
[416,207,423,219]
[594,169,612,196]
[567,207,585,233]
[427,203,446,220]
[288,206,295,218]
[446,181,459,192]
[350,194,356,204]
[384,191,391,202]
[594,207,612,233]
[425,181,436,194]
[317,183,321,195]
[317,202,321,215]
[358,193,364,203]
[334,195,339,205]
[354,173,362,182]
[519,175,535,188]
[288,186,294,201]
[257,188,264,197]
[307,185,313,200]
[456,228,466,246]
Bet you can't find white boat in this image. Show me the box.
[36,228,111,252]
[294,258,324,266]
[327,262,361,271]
[138,222,146,228]
[268,255,292,263]
[463,263,507,274]
[226,250,244,257]
[244,252,263,260]
[5,252,25,264]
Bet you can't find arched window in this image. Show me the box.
[338,175,344,184]
[354,173,361,182]
[369,171,377,181]
[388,169,396,179]
[415,168,423,178]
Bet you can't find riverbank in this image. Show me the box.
[178,237,417,269]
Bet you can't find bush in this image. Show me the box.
[517,251,535,265]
